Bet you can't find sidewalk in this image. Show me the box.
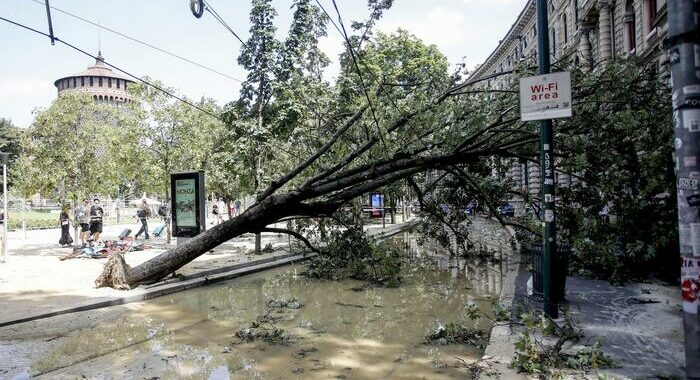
[479,243,685,379]
[0,218,417,327]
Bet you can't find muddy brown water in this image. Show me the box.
[2,231,505,379]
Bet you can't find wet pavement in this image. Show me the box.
[0,227,511,379]
[511,256,685,379]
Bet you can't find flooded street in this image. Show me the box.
[1,230,507,379]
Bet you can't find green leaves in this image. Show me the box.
[16,92,146,201]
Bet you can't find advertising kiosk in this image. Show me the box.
[170,171,206,243]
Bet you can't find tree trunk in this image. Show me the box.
[71,175,79,245]
[96,193,297,289]
[164,180,172,244]
[390,197,396,224]
[254,78,265,255]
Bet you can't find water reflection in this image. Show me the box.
[22,231,506,379]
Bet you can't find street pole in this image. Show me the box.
[1,152,9,264]
[668,1,700,377]
[536,0,558,318]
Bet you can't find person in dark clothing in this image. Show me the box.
[89,198,104,243]
[59,205,73,246]
[134,199,151,239]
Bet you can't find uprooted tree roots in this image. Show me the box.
[94,253,133,290]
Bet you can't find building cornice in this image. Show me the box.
[469,0,535,81]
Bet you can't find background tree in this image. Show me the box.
[0,118,23,187]
[129,81,223,243]
[235,0,280,253]
[16,92,145,239]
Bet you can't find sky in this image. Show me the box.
[0,0,525,128]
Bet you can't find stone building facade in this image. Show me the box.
[54,52,134,103]
[469,0,668,210]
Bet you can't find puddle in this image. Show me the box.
[3,231,507,379]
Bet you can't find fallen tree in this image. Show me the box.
[96,2,673,288]
[95,83,530,288]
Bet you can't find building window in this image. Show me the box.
[72,78,76,87]
[90,77,94,86]
[563,14,568,44]
[644,0,657,33]
[124,82,128,91]
[108,78,112,88]
[99,77,103,87]
[625,0,637,52]
[116,80,120,89]
[551,27,556,56]
[81,77,85,87]
[610,5,616,53]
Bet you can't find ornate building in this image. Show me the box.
[469,0,668,211]
[54,51,134,103]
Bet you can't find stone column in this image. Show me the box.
[578,26,593,72]
[597,0,613,63]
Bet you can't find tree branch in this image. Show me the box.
[261,227,322,254]
[258,104,368,201]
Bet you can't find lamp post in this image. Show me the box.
[1,152,9,264]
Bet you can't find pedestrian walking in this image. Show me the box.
[234,199,241,217]
[211,203,223,225]
[75,198,91,247]
[134,199,152,240]
[59,205,73,246]
[89,198,104,244]
[0,207,5,258]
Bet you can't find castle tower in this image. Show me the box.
[53,51,134,103]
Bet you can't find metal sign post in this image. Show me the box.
[668,1,700,377]
[535,0,557,318]
[170,171,206,243]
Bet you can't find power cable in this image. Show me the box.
[202,0,247,47]
[326,0,385,146]
[1,17,307,163]
[0,16,225,122]
[315,0,404,114]
[27,0,243,83]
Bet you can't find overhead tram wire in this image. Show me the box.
[0,15,225,122]
[323,0,385,147]
[197,0,337,137]
[27,0,243,83]
[314,0,404,115]
[202,0,247,47]
[1,20,309,164]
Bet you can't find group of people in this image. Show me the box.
[59,198,160,247]
[59,198,105,247]
[210,198,243,225]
